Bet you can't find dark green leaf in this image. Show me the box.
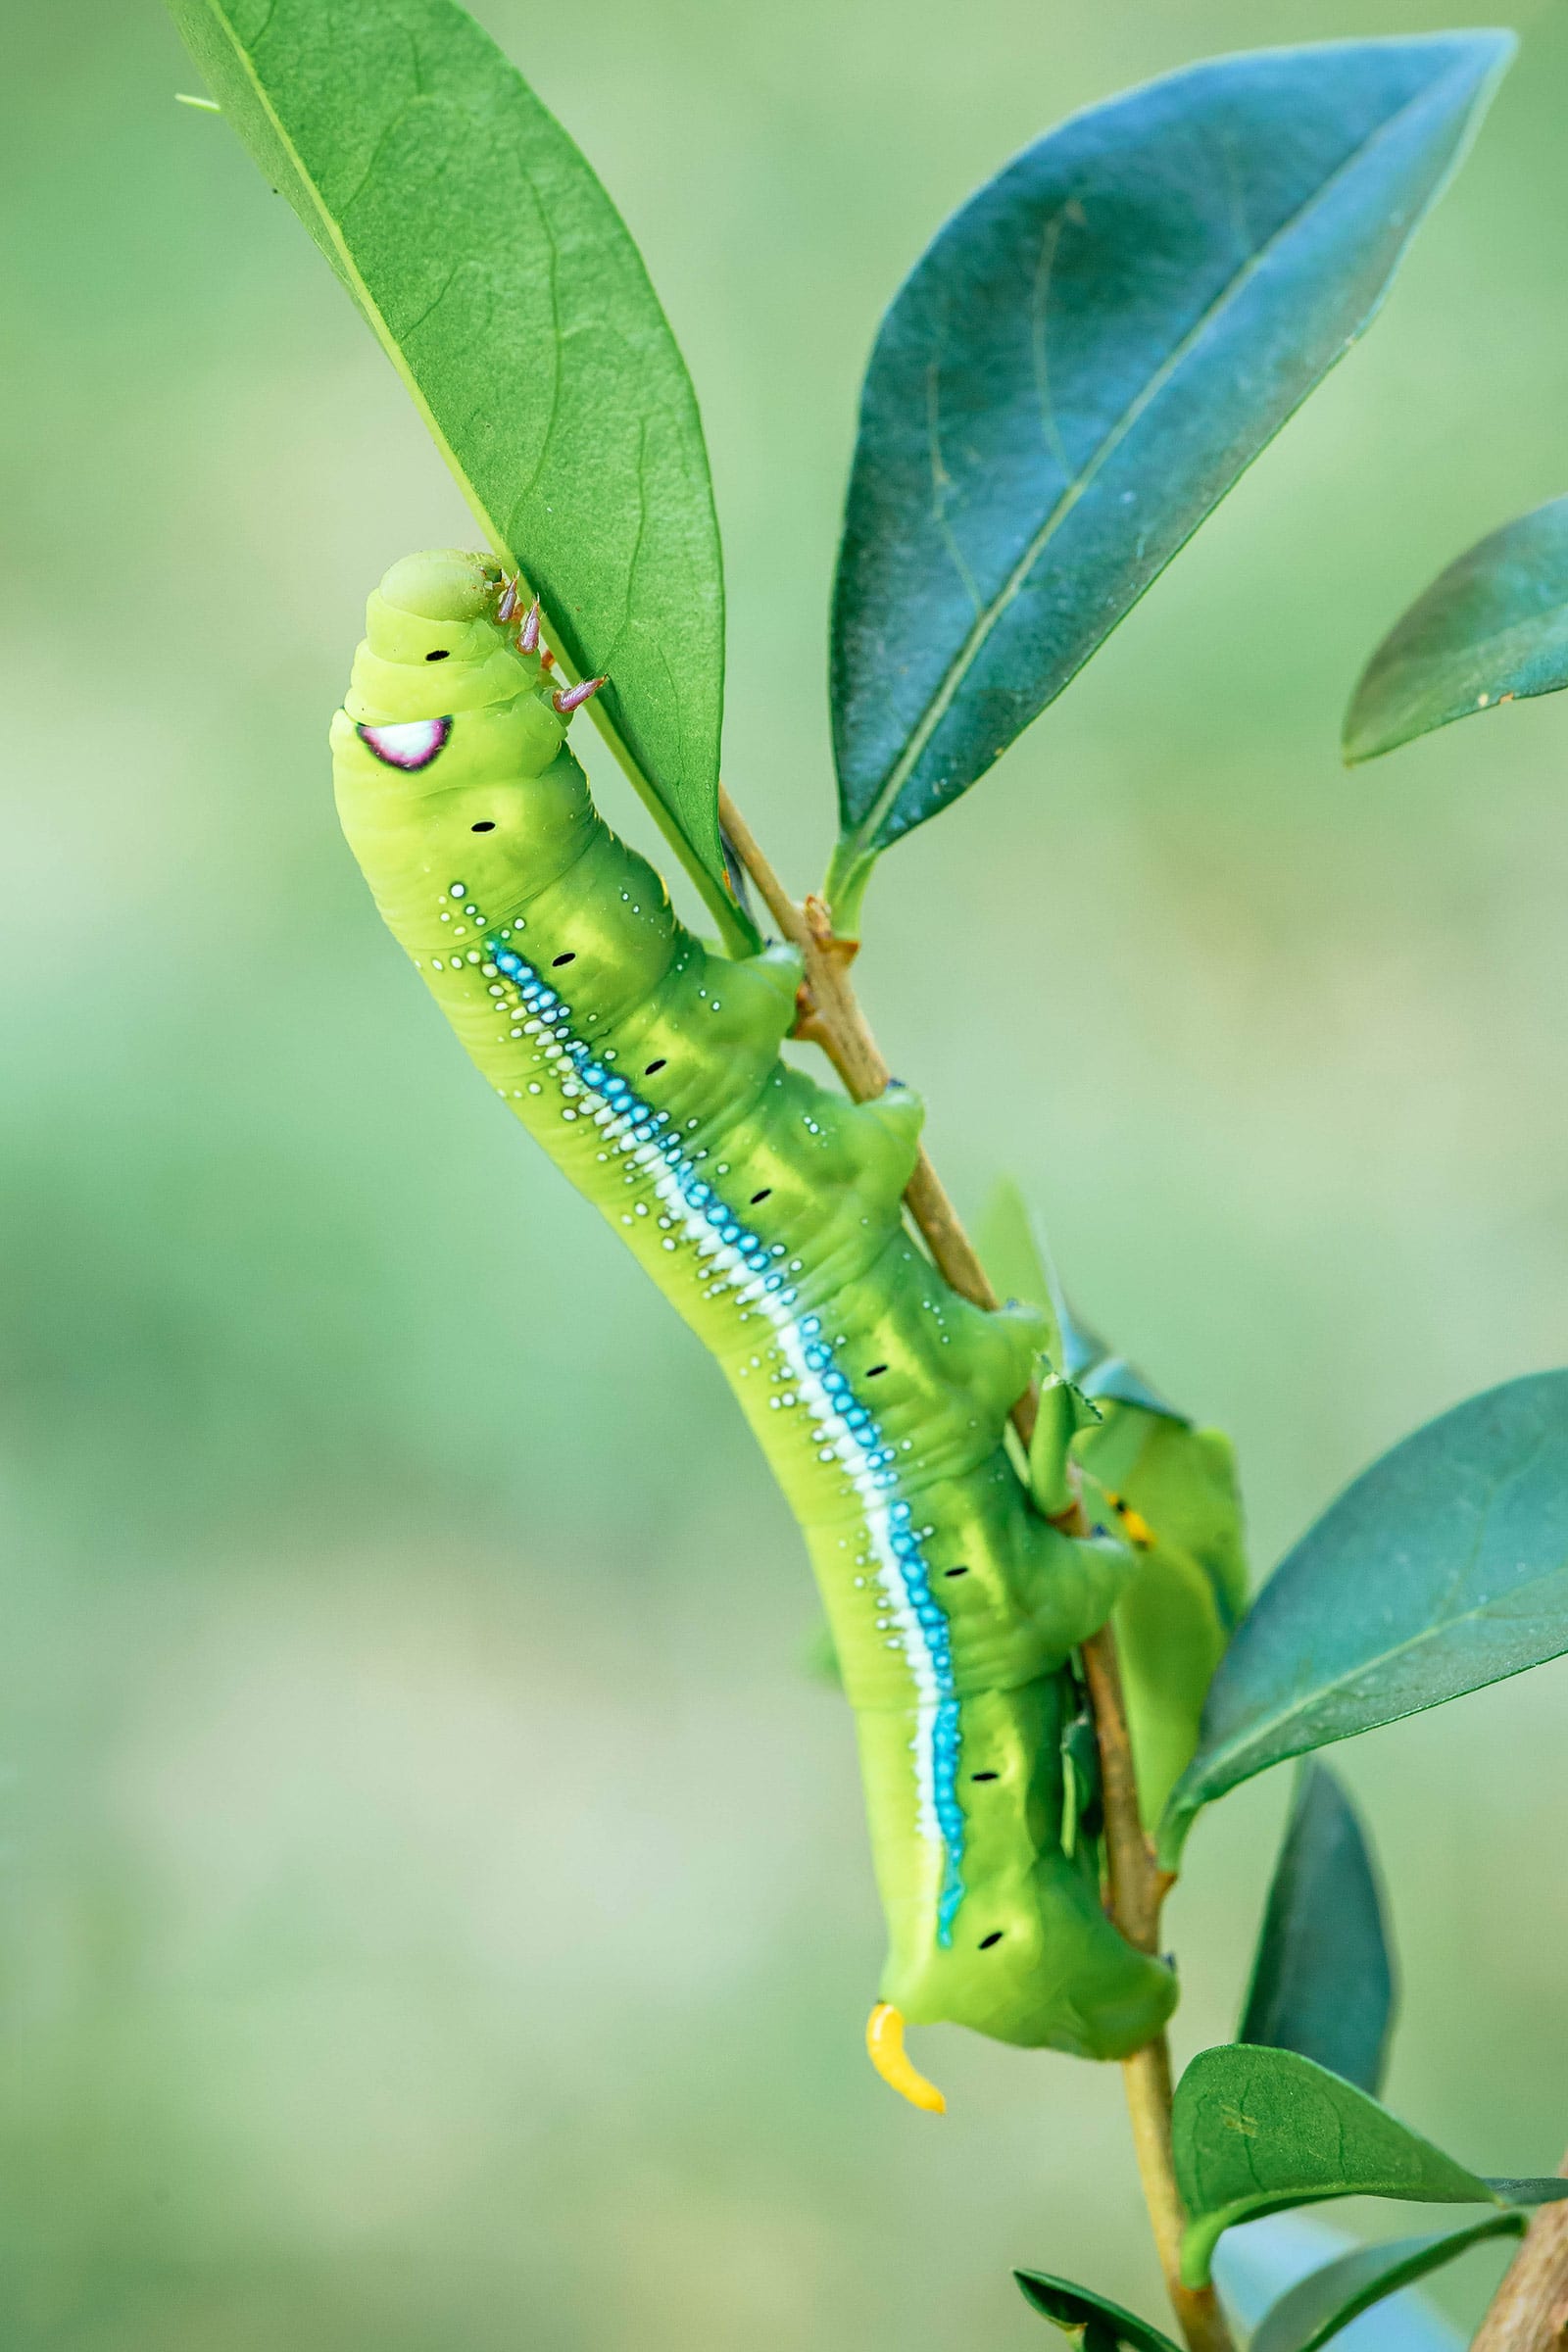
[166,0,755,950]
[1174,2045,1568,2286]
[826,33,1513,918]
[1241,1764,1396,2096]
[1160,1371,1568,1867]
[1250,2218,1525,2352]
[1014,2269,1184,2352]
[1345,495,1568,761]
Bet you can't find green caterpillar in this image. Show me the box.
[330,549,1177,2104]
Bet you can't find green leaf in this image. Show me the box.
[1174,2045,1568,2287]
[1014,2270,1184,2352]
[1249,2217,1526,2352]
[1345,495,1568,761]
[166,0,755,952]
[825,33,1513,921]
[1240,1764,1396,2096]
[976,1178,1186,1419]
[978,1176,1064,1369]
[1087,1431,1244,1828]
[978,1177,1244,1823]
[801,1619,842,1690]
[1160,1370,1568,1867]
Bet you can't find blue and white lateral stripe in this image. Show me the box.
[478,912,968,1943]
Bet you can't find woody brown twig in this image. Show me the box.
[717,785,1231,2352]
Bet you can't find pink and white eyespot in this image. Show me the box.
[356,716,454,770]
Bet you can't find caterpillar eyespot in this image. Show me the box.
[424,649,451,662]
[331,549,1177,2090]
[356,714,453,770]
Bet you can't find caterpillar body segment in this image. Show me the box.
[332,550,1177,2068]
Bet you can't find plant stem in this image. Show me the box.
[1472,2156,1568,2352]
[717,787,1231,2352]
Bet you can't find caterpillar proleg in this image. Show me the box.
[330,550,1177,2089]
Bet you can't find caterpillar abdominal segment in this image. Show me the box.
[331,549,1178,2089]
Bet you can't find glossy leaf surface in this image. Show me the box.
[1345,495,1568,760]
[828,33,1513,907]
[1175,2046,1568,2286]
[1015,2269,1183,2352]
[1240,1763,1396,2095]
[1161,1371,1568,1865]
[166,0,753,948]
[1250,2218,1524,2352]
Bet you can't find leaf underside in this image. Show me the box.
[1248,2216,1525,2352]
[1014,2269,1183,2352]
[165,0,754,949]
[829,31,1514,892]
[1239,1762,1396,2096]
[1161,1369,1568,1866]
[1174,2045,1568,2287]
[1344,492,1568,760]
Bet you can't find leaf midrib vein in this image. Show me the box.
[849,63,1460,851]
[195,0,752,940]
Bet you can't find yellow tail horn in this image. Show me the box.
[865,2002,946,2115]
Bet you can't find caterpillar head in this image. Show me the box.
[330,550,598,940]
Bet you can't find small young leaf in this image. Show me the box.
[826,33,1513,919]
[1345,495,1568,761]
[1240,1764,1396,2096]
[977,1179,1246,1821]
[1249,2217,1525,2352]
[978,1176,1064,1369]
[165,0,754,951]
[1160,1370,1568,1867]
[976,1178,1186,1419]
[1014,2269,1184,2352]
[1174,2045,1568,2287]
[802,1619,842,1690]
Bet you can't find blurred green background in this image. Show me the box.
[3,2,1567,2344]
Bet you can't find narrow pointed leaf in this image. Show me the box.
[1214,2213,1464,2352]
[1250,2218,1525,2352]
[1175,2046,1568,2286]
[1345,494,1568,761]
[828,33,1513,907]
[1160,1370,1568,1866]
[1240,1764,1396,2095]
[1014,2270,1183,2352]
[165,0,755,950]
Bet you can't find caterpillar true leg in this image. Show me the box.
[331,549,1178,2085]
